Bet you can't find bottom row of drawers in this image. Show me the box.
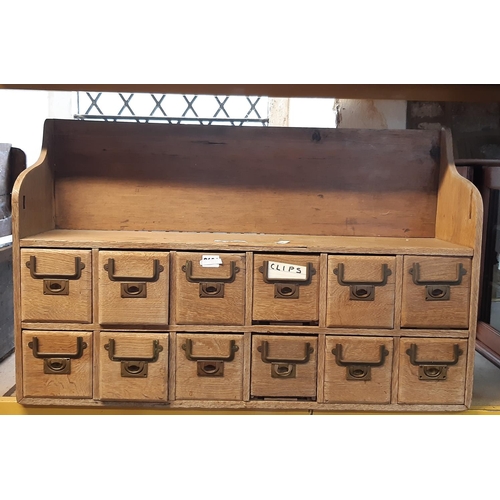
[21,331,469,406]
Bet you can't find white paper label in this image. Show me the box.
[200,255,223,268]
[267,261,308,281]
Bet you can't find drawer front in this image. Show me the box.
[398,338,468,405]
[324,336,393,404]
[22,330,93,398]
[21,249,92,323]
[175,334,244,400]
[401,256,471,329]
[327,256,396,328]
[173,252,246,325]
[96,332,169,402]
[251,335,317,398]
[253,254,320,324]
[98,251,169,326]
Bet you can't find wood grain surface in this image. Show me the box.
[326,256,396,328]
[172,252,246,325]
[96,331,169,402]
[22,331,93,399]
[98,251,169,326]
[175,333,244,401]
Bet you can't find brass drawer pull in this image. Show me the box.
[406,343,463,381]
[104,258,164,282]
[259,262,316,300]
[182,261,240,298]
[258,341,314,365]
[332,344,389,381]
[182,339,239,362]
[28,336,88,376]
[26,256,85,280]
[333,263,392,301]
[28,336,87,359]
[182,260,240,283]
[104,339,163,378]
[409,263,467,302]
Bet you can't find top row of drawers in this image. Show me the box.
[20,249,472,329]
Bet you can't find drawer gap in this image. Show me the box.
[252,321,319,327]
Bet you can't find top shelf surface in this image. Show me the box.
[20,230,473,256]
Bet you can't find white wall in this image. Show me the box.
[0,90,76,166]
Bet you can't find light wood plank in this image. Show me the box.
[21,230,474,256]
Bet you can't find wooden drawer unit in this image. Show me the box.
[401,256,471,329]
[327,256,396,328]
[13,121,482,411]
[252,254,320,324]
[398,338,468,405]
[21,249,92,323]
[175,333,244,400]
[96,332,169,402]
[324,336,393,404]
[98,251,169,326]
[22,330,92,398]
[251,335,318,399]
[172,252,246,325]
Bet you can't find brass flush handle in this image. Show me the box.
[333,263,392,301]
[104,258,164,282]
[259,262,316,300]
[258,341,314,365]
[182,261,240,299]
[182,339,239,362]
[28,336,88,375]
[258,341,314,380]
[406,343,463,381]
[26,256,86,280]
[332,344,389,381]
[104,339,163,378]
[409,263,467,301]
[182,339,239,378]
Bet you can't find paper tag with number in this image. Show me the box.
[267,261,308,281]
[200,255,223,268]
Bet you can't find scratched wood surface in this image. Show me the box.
[50,120,440,238]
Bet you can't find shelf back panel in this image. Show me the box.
[50,120,441,237]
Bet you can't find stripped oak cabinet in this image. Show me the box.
[12,119,482,411]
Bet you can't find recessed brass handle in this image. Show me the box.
[104,339,163,363]
[28,336,88,359]
[104,258,164,282]
[182,260,240,283]
[104,339,163,378]
[409,263,466,286]
[406,343,463,367]
[406,343,463,381]
[26,256,85,280]
[182,339,239,362]
[257,341,314,365]
[332,344,389,381]
[333,263,392,301]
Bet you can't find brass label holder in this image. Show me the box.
[104,339,163,378]
[182,339,238,377]
[406,343,463,381]
[331,344,389,381]
[28,336,88,375]
[258,341,314,379]
[409,263,467,302]
[333,263,392,302]
[259,261,316,300]
[182,260,240,299]
[121,283,147,298]
[43,280,69,295]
